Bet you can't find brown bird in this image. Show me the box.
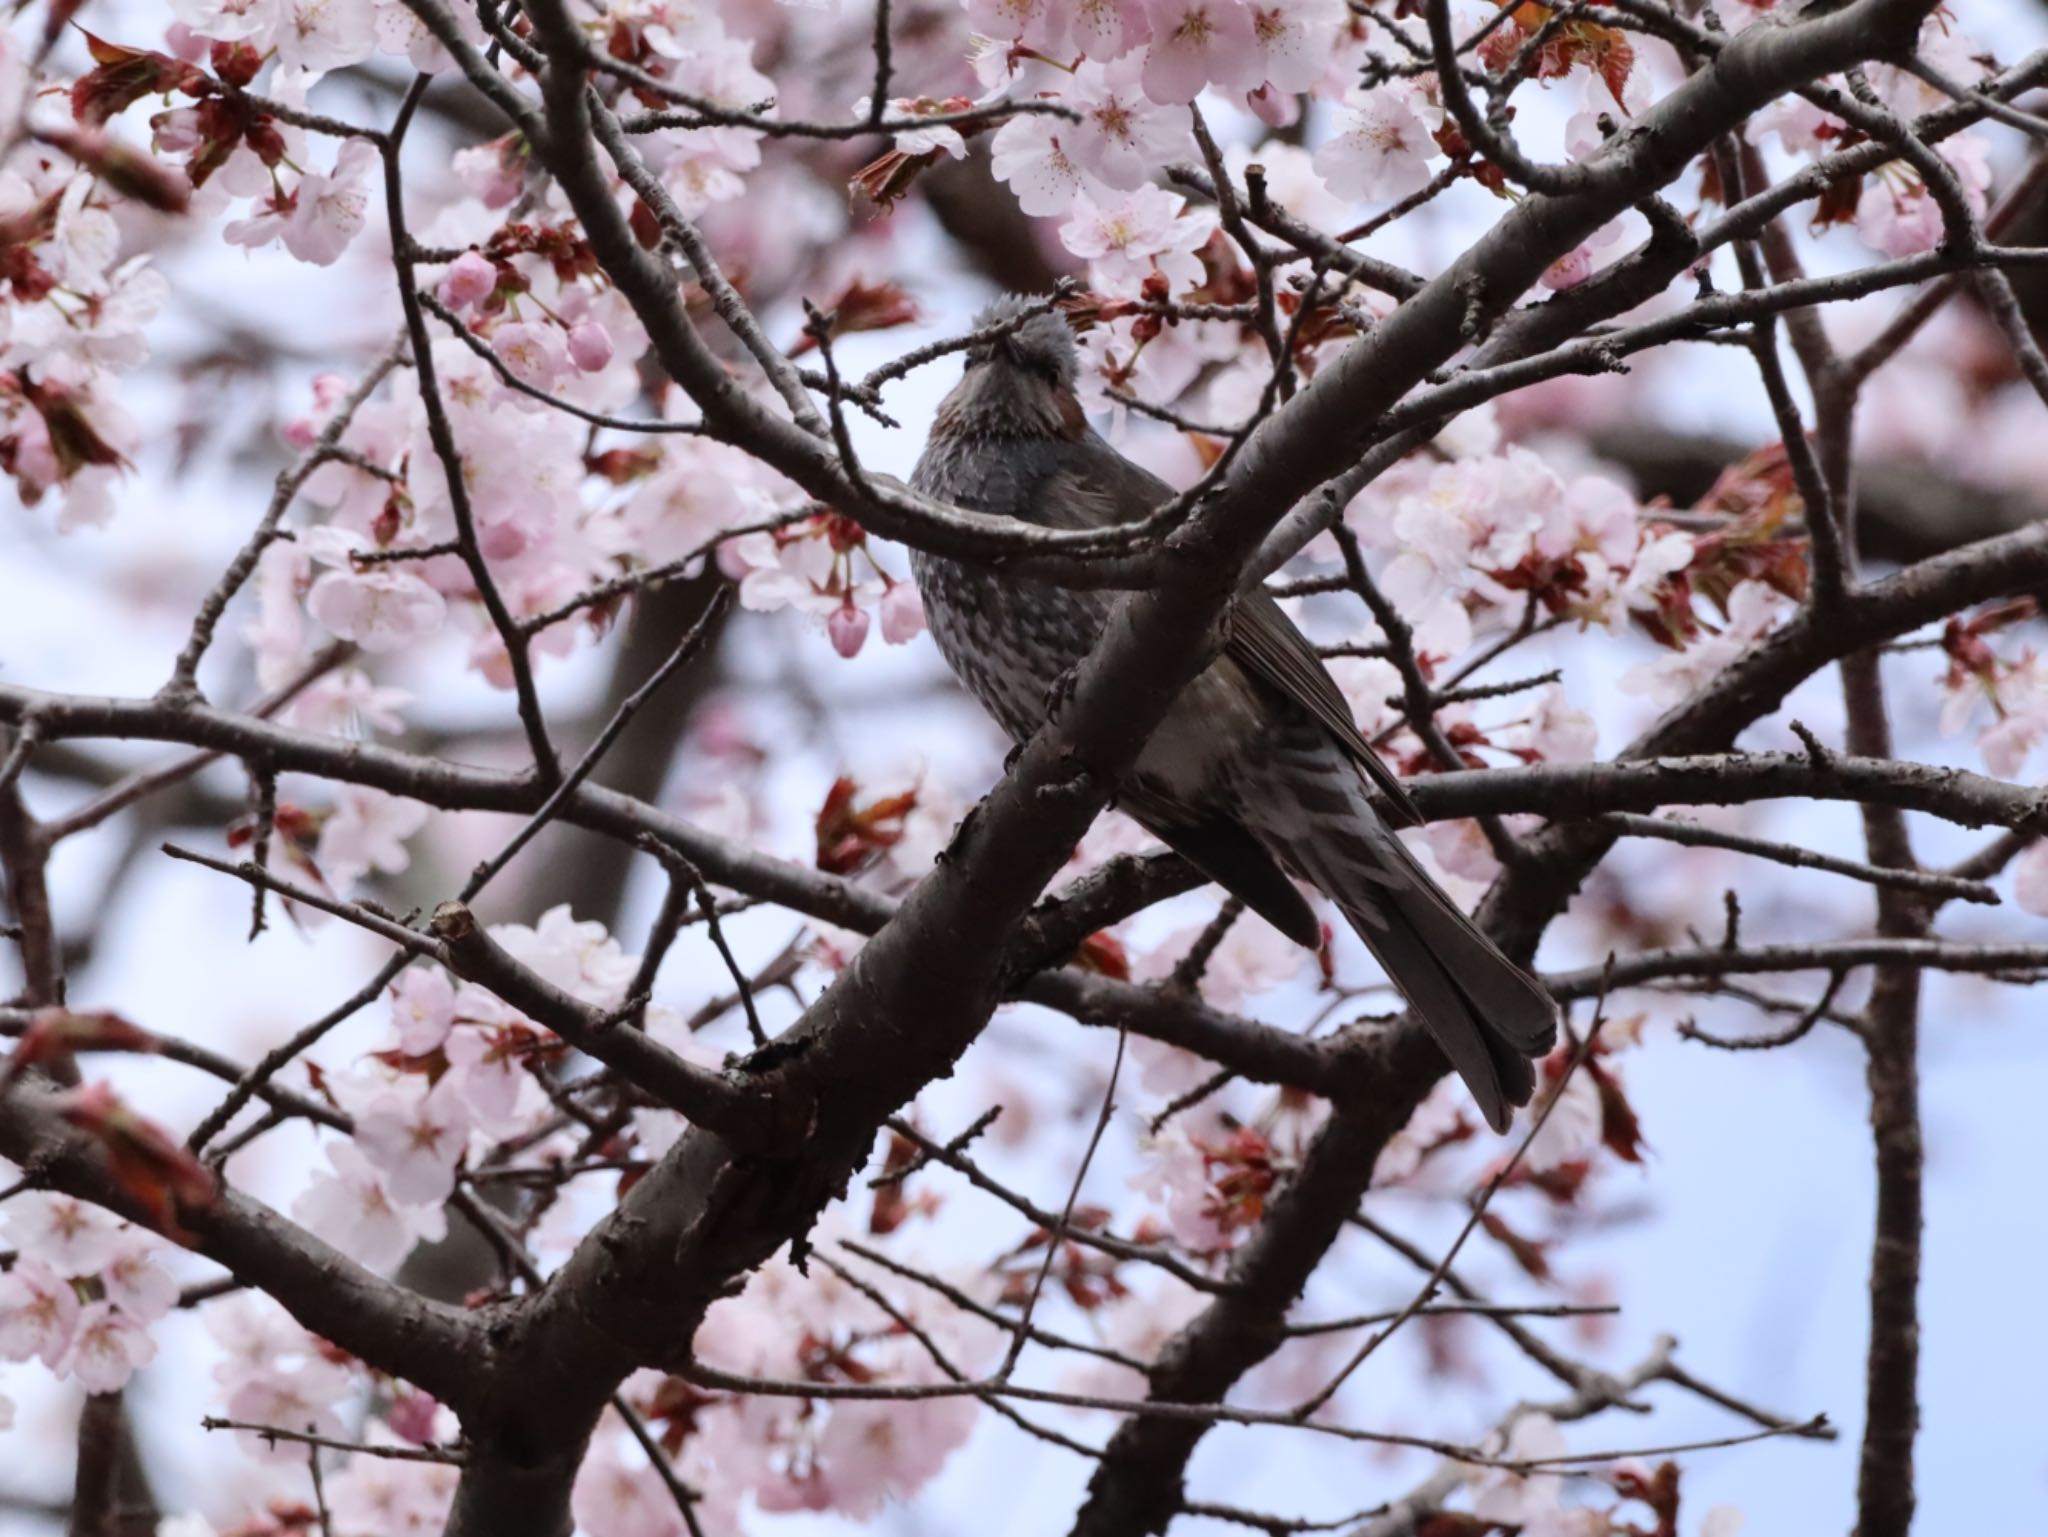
[909,297,1557,1131]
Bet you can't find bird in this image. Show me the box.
[907,295,1558,1133]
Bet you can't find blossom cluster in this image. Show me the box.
[0,1195,174,1395]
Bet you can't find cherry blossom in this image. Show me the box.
[271,0,378,77]
[567,320,615,373]
[0,1257,80,1367]
[1517,1061,1605,1173]
[101,1235,179,1322]
[303,533,448,653]
[224,1361,352,1461]
[1071,0,1151,59]
[58,1300,158,1393]
[286,667,413,737]
[443,1025,541,1134]
[723,516,924,657]
[1241,0,1343,97]
[1315,84,1437,202]
[2013,841,2048,917]
[490,905,640,1009]
[351,1077,473,1205]
[326,1443,462,1532]
[3,1191,124,1275]
[990,113,1098,218]
[572,1440,696,1537]
[1141,0,1257,104]
[226,138,380,267]
[1855,136,1991,259]
[1066,56,1189,191]
[1470,1412,1570,1526]
[295,1139,449,1269]
[1132,911,1304,1010]
[437,249,497,310]
[1622,580,1791,705]
[854,96,972,161]
[494,320,572,395]
[1131,1127,1239,1252]
[965,0,1072,52]
[878,579,926,645]
[1061,184,1213,292]
[828,599,872,658]
[390,965,459,1055]
[315,785,428,888]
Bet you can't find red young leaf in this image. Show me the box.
[0,1007,158,1092]
[54,1080,218,1242]
[71,33,206,126]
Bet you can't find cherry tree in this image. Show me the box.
[2,0,2047,1532]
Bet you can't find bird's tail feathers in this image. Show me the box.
[1293,824,1557,1134]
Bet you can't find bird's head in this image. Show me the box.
[933,295,1086,441]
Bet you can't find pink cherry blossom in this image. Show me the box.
[1132,912,1303,1009]
[286,667,413,737]
[1471,1412,1570,1526]
[1516,1063,1604,1173]
[316,785,428,887]
[1514,685,1598,764]
[990,114,1097,218]
[0,1257,81,1366]
[3,1192,124,1275]
[169,0,277,46]
[294,1139,449,1269]
[1061,184,1212,292]
[2014,842,2048,917]
[102,1236,179,1322]
[437,250,497,310]
[572,1440,694,1537]
[854,97,970,160]
[390,965,459,1055]
[443,1027,535,1134]
[491,905,642,1009]
[1372,1078,1469,1186]
[352,1077,473,1205]
[272,0,378,76]
[827,600,871,658]
[1855,135,1990,259]
[285,139,379,266]
[804,1394,981,1519]
[494,320,572,394]
[1067,56,1189,191]
[1315,85,1436,201]
[385,1387,443,1445]
[1141,0,1256,104]
[879,580,926,645]
[1242,0,1342,96]
[567,320,615,373]
[59,1300,158,1392]
[1129,1129,1235,1252]
[1070,0,1150,57]
[225,1364,351,1460]
[306,566,448,652]
[326,1449,462,1532]
[1541,244,1594,290]
[965,0,1071,52]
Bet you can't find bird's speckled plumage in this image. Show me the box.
[910,296,1557,1131]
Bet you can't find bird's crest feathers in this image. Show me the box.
[968,295,1079,385]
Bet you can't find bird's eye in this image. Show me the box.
[963,347,991,369]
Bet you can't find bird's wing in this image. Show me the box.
[1114,784,1323,948]
[1225,593,1423,829]
[1064,435,1423,829]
